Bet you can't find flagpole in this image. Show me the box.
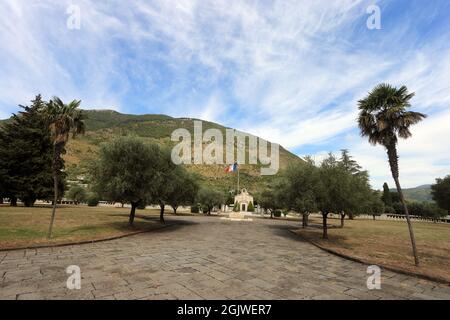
[237,164,240,193]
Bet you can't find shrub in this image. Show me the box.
[137,201,147,210]
[247,201,254,212]
[234,201,240,212]
[384,205,395,213]
[274,209,282,217]
[392,202,404,215]
[190,205,200,213]
[87,194,100,207]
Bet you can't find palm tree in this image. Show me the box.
[358,83,426,266]
[44,97,85,238]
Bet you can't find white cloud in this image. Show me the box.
[0,0,449,187]
[318,109,450,189]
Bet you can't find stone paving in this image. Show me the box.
[1,216,449,300]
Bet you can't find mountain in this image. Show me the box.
[391,184,434,203]
[62,109,302,193]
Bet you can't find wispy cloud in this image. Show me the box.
[0,0,449,187]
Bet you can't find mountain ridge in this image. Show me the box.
[62,109,302,193]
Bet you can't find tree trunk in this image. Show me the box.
[160,203,165,224]
[47,166,59,239]
[322,212,328,239]
[373,214,376,221]
[129,202,137,225]
[348,212,354,220]
[0,197,3,204]
[10,197,17,207]
[302,213,309,228]
[340,212,345,228]
[172,205,178,214]
[270,211,273,219]
[387,144,420,266]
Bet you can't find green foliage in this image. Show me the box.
[66,185,87,204]
[137,200,147,210]
[86,194,100,207]
[258,179,286,214]
[431,176,450,213]
[225,192,235,206]
[358,84,426,148]
[0,95,64,206]
[316,153,372,216]
[190,205,200,213]
[382,182,392,206]
[392,202,404,215]
[197,188,224,214]
[89,136,165,207]
[282,160,319,214]
[233,201,239,212]
[364,192,385,216]
[407,202,447,218]
[247,201,254,212]
[384,205,395,213]
[165,167,199,213]
[273,210,282,218]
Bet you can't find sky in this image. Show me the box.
[0,0,449,189]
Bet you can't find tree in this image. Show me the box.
[166,167,199,214]
[339,149,371,221]
[147,147,178,224]
[247,201,255,212]
[258,188,282,218]
[340,149,362,175]
[365,192,385,220]
[197,188,224,215]
[0,95,61,207]
[44,97,85,238]
[381,182,393,206]
[66,185,87,204]
[358,83,426,266]
[283,160,319,227]
[431,176,450,214]
[233,201,240,212]
[90,137,162,226]
[316,154,355,238]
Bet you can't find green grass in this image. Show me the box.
[0,205,164,249]
[293,216,450,282]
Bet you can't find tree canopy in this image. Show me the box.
[431,176,450,214]
[90,136,166,225]
[0,95,63,206]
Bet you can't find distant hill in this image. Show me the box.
[392,184,434,203]
[59,109,302,193]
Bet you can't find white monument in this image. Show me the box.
[234,188,254,212]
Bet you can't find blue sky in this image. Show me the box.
[1,0,450,188]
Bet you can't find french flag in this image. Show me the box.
[225,162,238,173]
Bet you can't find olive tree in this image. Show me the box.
[90,137,163,225]
[197,188,224,215]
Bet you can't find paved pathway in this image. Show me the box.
[1,216,449,300]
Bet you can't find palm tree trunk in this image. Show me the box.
[47,145,60,239]
[387,145,420,266]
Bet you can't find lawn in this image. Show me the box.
[0,205,166,250]
[292,216,450,283]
